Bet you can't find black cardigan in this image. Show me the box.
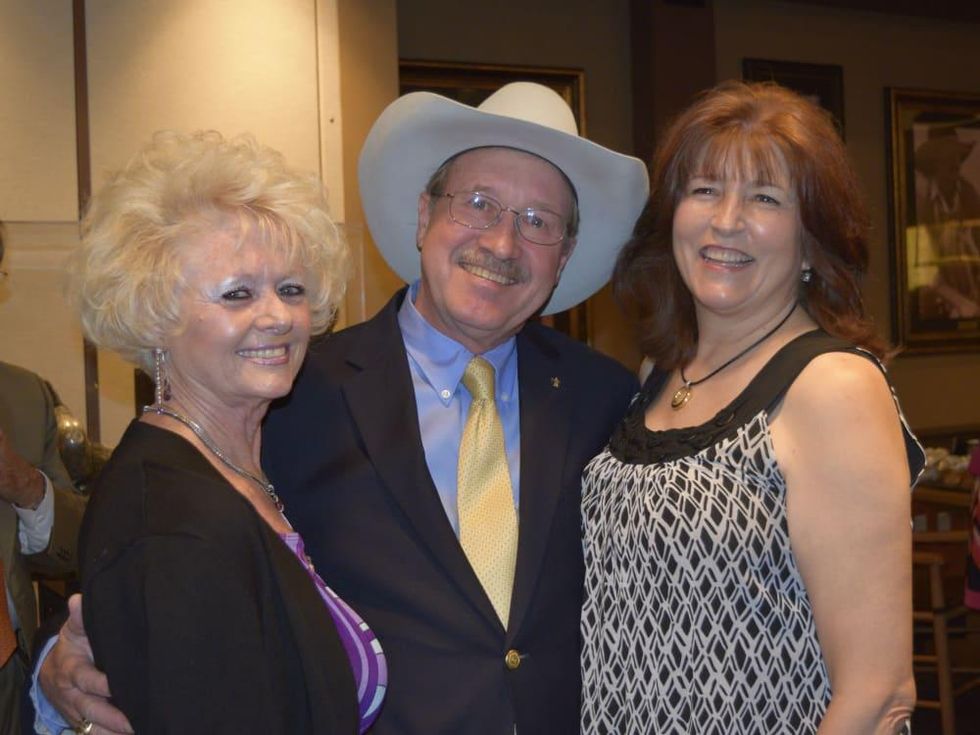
[80,421,358,735]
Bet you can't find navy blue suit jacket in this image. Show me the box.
[263,290,637,734]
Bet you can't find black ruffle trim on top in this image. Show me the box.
[609,330,855,465]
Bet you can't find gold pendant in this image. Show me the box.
[670,384,692,410]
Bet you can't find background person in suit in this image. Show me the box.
[0,226,84,735]
[36,83,648,734]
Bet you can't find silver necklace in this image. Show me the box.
[143,403,284,513]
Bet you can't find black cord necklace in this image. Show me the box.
[670,305,797,411]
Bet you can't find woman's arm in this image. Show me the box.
[84,532,286,735]
[771,351,915,735]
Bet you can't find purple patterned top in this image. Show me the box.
[281,532,387,732]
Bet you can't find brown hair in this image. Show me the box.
[614,80,886,370]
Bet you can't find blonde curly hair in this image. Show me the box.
[68,130,350,371]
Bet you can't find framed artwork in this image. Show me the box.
[399,59,590,342]
[400,60,585,132]
[742,58,845,138]
[886,87,980,354]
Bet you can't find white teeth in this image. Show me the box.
[239,346,287,358]
[461,263,516,285]
[701,247,752,264]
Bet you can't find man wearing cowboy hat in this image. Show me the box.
[34,83,648,734]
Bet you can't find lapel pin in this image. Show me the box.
[551,377,561,389]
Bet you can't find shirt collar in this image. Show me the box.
[398,281,518,406]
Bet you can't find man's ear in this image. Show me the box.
[416,193,431,250]
[556,237,576,281]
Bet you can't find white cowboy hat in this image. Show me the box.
[358,82,650,315]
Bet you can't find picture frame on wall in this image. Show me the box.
[886,87,980,354]
[742,58,845,138]
[399,59,590,343]
[399,60,585,132]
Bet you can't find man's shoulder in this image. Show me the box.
[0,361,51,415]
[518,321,634,381]
[303,292,404,369]
[0,360,45,389]
[301,309,401,378]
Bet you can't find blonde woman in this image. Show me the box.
[65,131,384,734]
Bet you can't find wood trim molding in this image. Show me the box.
[72,0,99,441]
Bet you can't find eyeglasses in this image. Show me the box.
[443,191,568,246]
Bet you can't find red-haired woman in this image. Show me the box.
[580,82,924,734]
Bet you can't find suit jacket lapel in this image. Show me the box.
[340,293,502,630]
[508,327,573,638]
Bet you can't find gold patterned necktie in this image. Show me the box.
[0,559,17,665]
[457,356,519,626]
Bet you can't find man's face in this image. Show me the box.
[414,147,576,354]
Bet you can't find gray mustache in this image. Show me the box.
[456,249,527,282]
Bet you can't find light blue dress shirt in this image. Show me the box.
[397,281,521,535]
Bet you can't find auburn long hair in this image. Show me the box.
[614,81,886,370]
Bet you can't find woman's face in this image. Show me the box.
[163,223,312,413]
[672,156,806,323]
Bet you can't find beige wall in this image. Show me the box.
[85,0,338,443]
[0,1,85,433]
[0,1,77,222]
[0,0,354,445]
[714,0,980,429]
[337,0,401,324]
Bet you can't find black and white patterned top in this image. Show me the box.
[580,331,924,735]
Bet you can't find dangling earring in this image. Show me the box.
[153,348,171,404]
[801,268,813,284]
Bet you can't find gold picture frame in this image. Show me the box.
[886,87,980,354]
[742,58,845,138]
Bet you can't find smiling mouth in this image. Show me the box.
[459,262,519,286]
[237,346,289,361]
[699,246,754,267]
